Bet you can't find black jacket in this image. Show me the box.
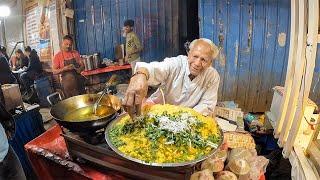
[17,56,29,69]
[3,53,9,63]
[26,50,42,73]
[0,55,16,84]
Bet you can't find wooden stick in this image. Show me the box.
[274,0,298,139]
[278,0,303,146]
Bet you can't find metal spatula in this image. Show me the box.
[93,75,118,114]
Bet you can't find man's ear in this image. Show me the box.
[184,41,190,54]
[209,59,214,66]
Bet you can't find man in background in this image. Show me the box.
[19,46,42,93]
[0,49,17,105]
[0,46,9,62]
[52,35,84,98]
[122,19,142,70]
[0,50,16,85]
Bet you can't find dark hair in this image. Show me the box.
[15,49,23,54]
[25,46,32,52]
[0,46,6,53]
[63,35,73,42]
[30,49,38,58]
[124,19,134,27]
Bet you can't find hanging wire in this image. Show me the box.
[159,87,166,105]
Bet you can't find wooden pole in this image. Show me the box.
[283,0,319,158]
[274,0,298,140]
[278,0,306,147]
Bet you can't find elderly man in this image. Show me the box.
[123,38,220,116]
[52,35,84,98]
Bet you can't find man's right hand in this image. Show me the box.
[123,73,148,117]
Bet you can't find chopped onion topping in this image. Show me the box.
[156,112,197,133]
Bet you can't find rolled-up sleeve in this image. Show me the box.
[135,57,178,86]
[193,73,220,116]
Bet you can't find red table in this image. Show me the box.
[81,65,132,94]
[81,64,131,76]
[24,125,125,180]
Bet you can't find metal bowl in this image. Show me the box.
[50,94,122,132]
[105,113,224,167]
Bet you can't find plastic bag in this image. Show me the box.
[247,156,269,180]
[226,158,251,175]
[215,171,237,180]
[201,157,224,173]
[227,148,257,163]
[211,149,228,162]
[190,169,215,180]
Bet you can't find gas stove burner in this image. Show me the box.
[61,127,106,145]
[79,131,105,145]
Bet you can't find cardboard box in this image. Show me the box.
[215,106,244,122]
[1,84,24,111]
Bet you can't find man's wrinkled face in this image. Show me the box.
[62,39,73,52]
[187,43,213,76]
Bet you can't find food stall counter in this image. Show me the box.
[24,124,125,180]
[81,64,131,76]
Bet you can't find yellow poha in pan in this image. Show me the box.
[108,104,222,163]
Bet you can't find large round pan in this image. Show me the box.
[105,113,224,167]
[50,94,121,132]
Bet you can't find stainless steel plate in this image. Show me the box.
[105,113,224,167]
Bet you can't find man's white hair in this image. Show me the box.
[189,38,219,60]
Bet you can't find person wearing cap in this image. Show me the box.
[52,35,84,98]
[122,19,142,70]
[123,38,220,117]
[19,47,42,93]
